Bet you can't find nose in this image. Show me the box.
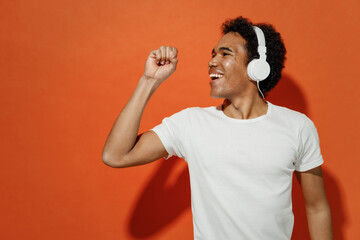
[208,56,218,69]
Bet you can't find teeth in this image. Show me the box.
[209,73,223,78]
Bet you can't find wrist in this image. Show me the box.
[139,75,161,92]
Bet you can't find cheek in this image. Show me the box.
[223,60,232,69]
[224,61,246,78]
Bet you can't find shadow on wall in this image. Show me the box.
[128,157,190,238]
[127,74,345,239]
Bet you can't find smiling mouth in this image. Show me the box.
[209,73,224,81]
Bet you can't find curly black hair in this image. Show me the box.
[222,17,286,97]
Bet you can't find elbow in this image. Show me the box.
[102,159,119,168]
[305,199,331,215]
[102,152,125,168]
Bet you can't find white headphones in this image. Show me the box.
[247,26,271,82]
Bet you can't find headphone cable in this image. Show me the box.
[257,81,265,100]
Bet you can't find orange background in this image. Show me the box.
[1,0,359,239]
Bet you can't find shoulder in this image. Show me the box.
[172,106,217,115]
[165,106,218,123]
[269,102,315,131]
[164,106,215,120]
[270,102,304,118]
[270,102,309,120]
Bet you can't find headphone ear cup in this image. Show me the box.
[247,59,271,81]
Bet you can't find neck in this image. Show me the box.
[222,94,268,120]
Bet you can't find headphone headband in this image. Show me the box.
[253,26,267,56]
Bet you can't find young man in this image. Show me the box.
[102,17,333,239]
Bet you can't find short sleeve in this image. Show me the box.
[150,109,188,160]
[295,116,324,172]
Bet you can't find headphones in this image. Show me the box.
[247,26,271,82]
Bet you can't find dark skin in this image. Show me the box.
[295,167,333,239]
[209,32,267,120]
[103,34,333,238]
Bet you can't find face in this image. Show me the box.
[208,32,251,99]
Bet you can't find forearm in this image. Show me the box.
[102,76,159,166]
[306,204,333,240]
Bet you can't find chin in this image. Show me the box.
[210,91,225,99]
[210,87,225,97]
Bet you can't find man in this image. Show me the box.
[102,16,333,239]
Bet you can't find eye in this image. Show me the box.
[223,52,230,56]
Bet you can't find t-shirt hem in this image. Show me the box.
[295,158,324,172]
[149,129,172,160]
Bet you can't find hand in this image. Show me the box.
[143,46,178,84]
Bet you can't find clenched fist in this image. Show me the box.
[143,46,178,84]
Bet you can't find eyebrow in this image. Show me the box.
[212,47,234,54]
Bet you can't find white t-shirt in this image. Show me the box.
[151,101,324,240]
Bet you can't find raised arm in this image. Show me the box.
[102,46,178,168]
